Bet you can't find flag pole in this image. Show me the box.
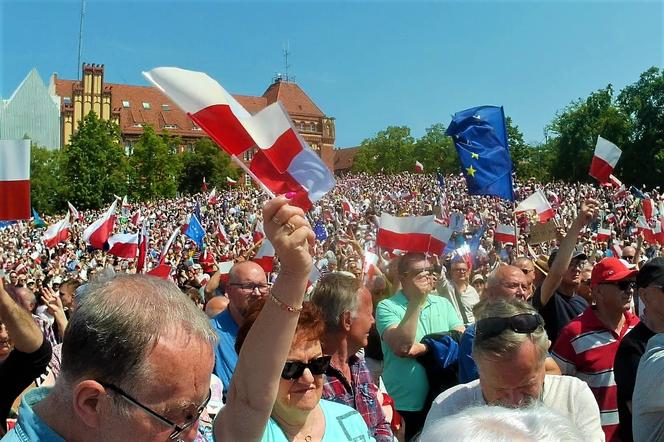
[512,200,519,257]
[229,154,276,199]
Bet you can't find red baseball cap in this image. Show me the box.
[591,257,638,286]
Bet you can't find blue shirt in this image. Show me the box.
[210,309,239,395]
[458,323,478,384]
[2,387,64,442]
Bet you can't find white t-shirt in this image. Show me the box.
[633,333,664,442]
[424,375,605,442]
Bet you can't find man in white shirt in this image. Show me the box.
[424,299,604,442]
[436,258,479,325]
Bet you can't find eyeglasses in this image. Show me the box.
[281,355,332,380]
[476,313,544,341]
[568,261,586,270]
[99,381,211,440]
[603,280,637,291]
[452,267,468,273]
[406,267,435,278]
[229,283,270,294]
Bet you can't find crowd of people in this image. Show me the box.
[1,171,664,441]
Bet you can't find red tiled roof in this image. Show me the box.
[333,146,361,171]
[262,81,325,117]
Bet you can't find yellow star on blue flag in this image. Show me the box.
[466,165,476,177]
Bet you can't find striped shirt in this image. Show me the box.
[552,306,639,442]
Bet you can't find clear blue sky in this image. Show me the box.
[1,0,662,147]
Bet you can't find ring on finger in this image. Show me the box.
[284,222,295,234]
[272,216,282,226]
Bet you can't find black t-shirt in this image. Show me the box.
[0,339,52,430]
[532,286,588,346]
[614,321,656,442]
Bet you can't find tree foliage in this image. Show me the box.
[413,124,459,174]
[30,144,62,214]
[179,138,236,194]
[353,126,415,174]
[60,112,129,210]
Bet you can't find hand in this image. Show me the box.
[41,286,63,316]
[578,199,599,224]
[262,195,315,275]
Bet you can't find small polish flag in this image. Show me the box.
[216,220,228,243]
[376,213,452,255]
[207,188,218,205]
[0,140,31,220]
[253,239,275,272]
[613,185,629,201]
[202,176,208,192]
[494,224,517,244]
[596,228,612,242]
[42,214,71,248]
[107,232,139,259]
[252,221,265,244]
[147,264,173,280]
[362,250,380,285]
[589,136,621,183]
[226,176,237,186]
[83,200,117,250]
[414,161,424,173]
[642,198,655,221]
[136,222,149,273]
[608,174,622,188]
[341,197,357,215]
[216,261,234,284]
[515,189,555,223]
[67,201,83,222]
[159,225,181,264]
[130,209,143,227]
[238,234,251,248]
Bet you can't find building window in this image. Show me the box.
[124,142,134,156]
[164,124,177,129]
[162,104,170,111]
[142,102,151,109]
[245,174,252,186]
[243,148,255,162]
[122,100,130,108]
[63,97,71,105]
[132,123,143,128]
[192,123,202,131]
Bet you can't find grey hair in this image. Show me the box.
[60,274,217,399]
[311,272,361,332]
[473,299,548,365]
[417,405,584,442]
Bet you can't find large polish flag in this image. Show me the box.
[589,136,621,183]
[107,232,139,259]
[376,213,452,255]
[0,140,31,220]
[143,67,335,211]
[253,239,275,272]
[83,200,118,249]
[494,224,517,244]
[515,189,555,223]
[42,214,71,248]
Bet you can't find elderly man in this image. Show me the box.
[0,280,52,435]
[552,257,639,441]
[436,258,480,325]
[311,272,393,442]
[425,299,604,442]
[513,256,535,300]
[376,252,463,440]
[209,260,268,395]
[3,274,216,441]
[615,257,664,441]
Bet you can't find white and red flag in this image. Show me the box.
[613,185,629,202]
[159,225,181,264]
[136,222,149,273]
[637,217,664,245]
[341,197,357,216]
[216,220,228,243]
[83,200,117,250]
[130,209,143,227]
[143,67,335,211]
[376,213,452,255]
[362,250,380,285]
[589,136,621,183]
[107,232,139,259]
[515,189,555,223]
[596,228,612,242]
[42,213,71,248]
[642,198,656,221]
[252,221,265,244]
[226,176,237,186]
[414,161,424,173]
[67,201,83,222]
[253,239,275,272]
[202,176,208,192]
[608,174,622,188]
[0,140,30,220]
[207,188,218,205]
[147,264,173,280]
[494,224,517,244]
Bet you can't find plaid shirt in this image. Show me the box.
[322,354,393,442]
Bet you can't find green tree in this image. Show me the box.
[30,144,62,214]
[413,123,459,174]
[179,138,235,194]
[352,126,415,173]
[60,112,129,210]
[128,125,182,201]
[617,67,664,187]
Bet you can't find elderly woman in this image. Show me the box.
[214,196,373,441]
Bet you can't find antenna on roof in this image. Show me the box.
[283,41,294,82]
[76,0,86,80]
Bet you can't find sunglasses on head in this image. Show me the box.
[281,355,331,380]
[476,313,543,341]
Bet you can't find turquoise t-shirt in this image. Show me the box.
[261,399,375,441]
[376,290,462,412]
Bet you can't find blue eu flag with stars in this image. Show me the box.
[313,221,328,241]
[185,214,205,249]
[446,105,514,201]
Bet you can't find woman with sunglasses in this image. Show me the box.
[214,196,373,441]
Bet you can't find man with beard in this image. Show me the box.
[424,299,603,442]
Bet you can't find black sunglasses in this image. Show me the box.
[476,313,544,341]
[98,381,211,440]
[604,280,637,291]
[623,255,636,261]
[281,355,332,380]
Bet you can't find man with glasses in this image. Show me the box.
[424,299,603,441]
[436,258,480,326]
[513,257,536,300]
[615,257,664,441]
[3,273,216,442]
[209,261,268,397]
[552,257,640,441]
[376,252,464,440]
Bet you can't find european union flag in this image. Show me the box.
[185,214,205,249]
[313,220,328,241]
[629,186,646,200]
[436,171,446,189]
[446,105,514,201]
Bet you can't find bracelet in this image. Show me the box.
[269,293,303,313]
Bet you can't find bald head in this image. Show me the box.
[485,265,530,301]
